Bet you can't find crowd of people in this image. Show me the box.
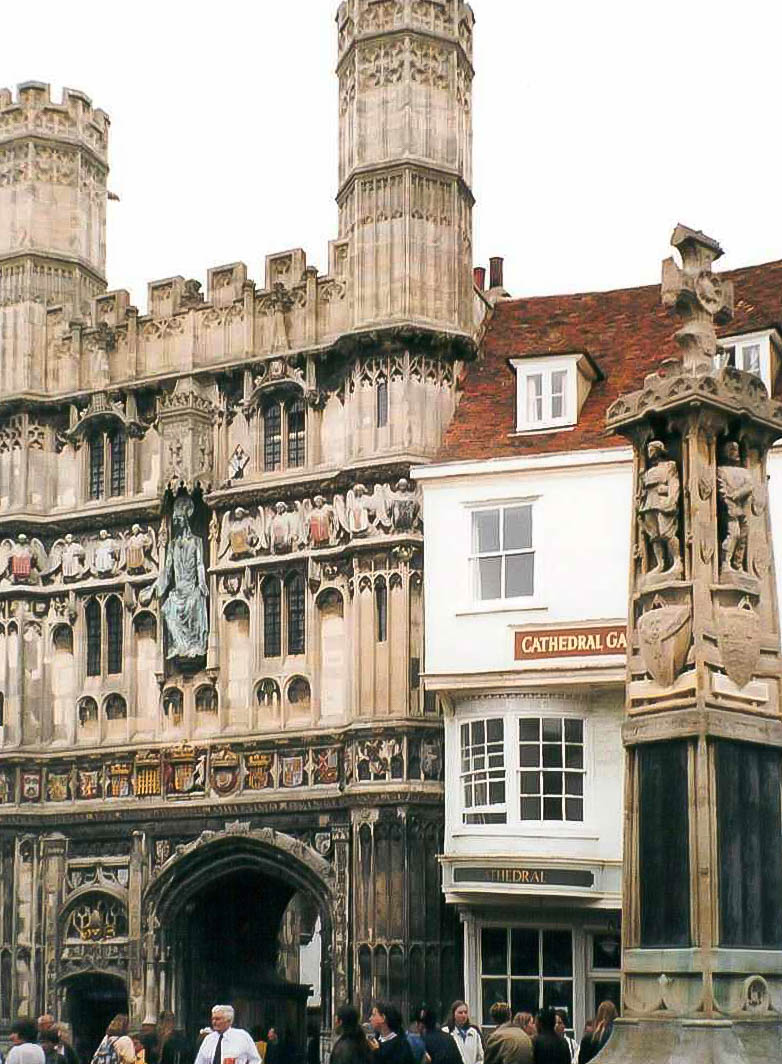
[0,999,617,1064]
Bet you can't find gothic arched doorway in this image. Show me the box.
[145,829,337,1050]
[62,971,127,1064]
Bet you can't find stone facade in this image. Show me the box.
[0,0,477,1043]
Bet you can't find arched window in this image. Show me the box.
[109,431,126,496]
[264,403,282,472]
[376,379,389,428]
[88,436,104,500]
[375,580,388,642]
[263,577,282,658]
[195,686,218,713]
[287,676,311,712]
[78,696,98,725]
[287,572,306,655]
[163,688,183,724]
[105,597,123,675]
[85,600,101,676]
[287,398,306,467]
[105,694,127,720]
[257,678,281,709]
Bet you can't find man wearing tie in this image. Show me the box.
[195,1007,260,1064]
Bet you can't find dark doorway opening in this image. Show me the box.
[63,972,128,1064]
[175,869,316,1051]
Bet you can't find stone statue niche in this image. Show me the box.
[140,492,209,669]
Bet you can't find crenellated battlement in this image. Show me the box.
[0,82,109,161]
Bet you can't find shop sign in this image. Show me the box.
[453,866,594,888]
[515,625,627,660]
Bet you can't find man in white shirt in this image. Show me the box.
[194,1006,260,1064]
[8,1020,45,1064]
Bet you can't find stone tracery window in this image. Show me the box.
[263,577,282,658]
[104,693,127,720]
[195,685,218,713]
[262,397,306,472]
[286,572,306,655]
[65,894,127,941]
[88,429,127,500]
[85,599,101,676]
[105,596,123,674]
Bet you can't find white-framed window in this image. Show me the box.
[480,925,574,1024]
[460,717,506,824]
[511,354,597,433]
[519,717,585,822]
[714,330,779,393]
[586,931,621,1018]
[472,503,534,601]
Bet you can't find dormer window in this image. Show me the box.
[511,353,599,433]
[714,330,780,393]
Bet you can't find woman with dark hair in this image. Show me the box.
[330,1007,371,1064]
[369,1003,415,1064]
[576,1002,616,1064]
[442,1003,483,1064]
[530,1010,567,1064]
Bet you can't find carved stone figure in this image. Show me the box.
[717,441,754,573]
[141,496,208,659]
[267,501,298,554]
[335,483,390,537]
[387,477,421,532]
[92,529,120,577]
[48,534,86,581]
[0,534,47,584]
[219,507,260,560]
[125,524,156,574]
[305,495,338,548]
[228,444,250,480]
[638,440,681,577]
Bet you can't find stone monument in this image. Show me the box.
[603,225,782,1059]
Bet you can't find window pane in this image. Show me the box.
[551,369,567,419]
[520,771,540,794]
[482,979,509,1020]
[376,380,389,428]
[565,798,583,821]
[521,797,541,820]
[481,928,507,974]
[510,980,539,1016]
[474,510,500,554]
[543,718,562,742]
[488,780,506,804]
[519,744,540,768]
[263,578,282,657]
[375,582,388,642]
[542,930,572,976]
[505,553,534,597]
[287,573,305,655]
[542,744,563,767]
[89,436,104,500]
[565,774,583,796]
[543,771,563,795]
[287,398,306,467]
[503,506,532,550]
[564,719,583,743]
[592,933,622,970]
[526,374,543,422]
[593,981,621,1015]
[510,928,538,975]
[487,718,504,744]
[471,720,485,745]
[519,719,540,742]
[478,556,502,600]
[742,343,761,376]
[109,432,126,497]
[86,600,101,677]
[565,744,584,769]
[264,404,282,471]
[542,980,573,1016]
[544,796,563,820]
[106,597,123,675]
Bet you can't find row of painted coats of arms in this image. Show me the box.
[0,480,422,584]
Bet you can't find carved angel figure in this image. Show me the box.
[90,529,121,578]
[334,483,391,538]
[301,495,339,548]
[47,533,86,582]
[266,501,299,554]
[717,441,754,573]
[385,477,421,532]
[125,524,157,574]
[219,507,261,561]
[0,535,47,584]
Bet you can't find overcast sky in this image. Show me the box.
[2,0,779,310]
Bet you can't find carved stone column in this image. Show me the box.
[128,831,146,1024]
[601,225,782,1062]
[40,834,67,1014]
[331,823,351,1014]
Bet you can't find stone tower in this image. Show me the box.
[0,82,109,391]
[336,0,474,334]
[604,226,782,1061]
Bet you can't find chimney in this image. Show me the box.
[473,266,486,291]
[489,257,504,289]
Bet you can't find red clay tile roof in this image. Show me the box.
[439,258,782,462]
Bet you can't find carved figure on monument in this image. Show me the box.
[219,507,260,560]
[47,534,86,582]
[302,495,338,548]
[386,477,421,532]
[639,441,682,578]
[717,441,754,574]
[125,524,157,574]
[140,496,208,659]
[90,529,121,578]
[0,534,47,584]
[228,443,250,480]
[335,483,391,538]
[266,501,299,554]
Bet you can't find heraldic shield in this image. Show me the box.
[637,601,692,687]
[718,597,761,689]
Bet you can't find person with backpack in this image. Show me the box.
[91,1016,135,1064]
